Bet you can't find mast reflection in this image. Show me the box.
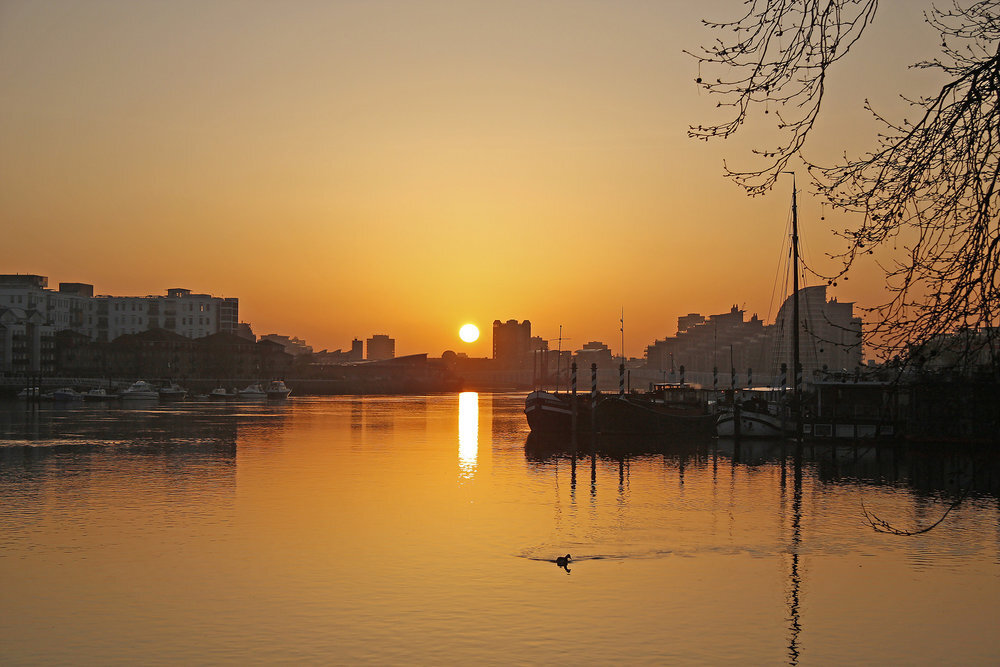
[458,391,479,479]
[785,445,804,666]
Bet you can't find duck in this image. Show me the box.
[555,554,572,568]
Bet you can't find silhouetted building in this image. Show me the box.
[492,319,531,369]
[0,275,59,374]
[312,348,353,365]
[646,305,767,383]
[575,341,614,369]
[260,334,313,356]
[366,334,395,361]
[58,282,94,298]
[907,327,999,374]
[234,322,256,341]
[773,286,863,377]
[0,309,54,375]
[350,338,364,362]
[645,288,862,387]
[56,328,293,380]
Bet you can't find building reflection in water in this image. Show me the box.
[458,391,478,479]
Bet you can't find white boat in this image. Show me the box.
[238,383,267,399]
[120,380,159,400]
[715,392,791,437]
[158,382,188,400]
[16,387,41,400]
[51,387,84,402]
[266,380,292,399]
[209,387,236,400]
[83,388,113,401]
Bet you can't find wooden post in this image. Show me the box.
[571,361,578,439]
[590,363,598,433]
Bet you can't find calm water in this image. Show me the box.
[1,393,997,665]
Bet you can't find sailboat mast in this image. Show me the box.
[789,174,803,442]
[791,175,800,401]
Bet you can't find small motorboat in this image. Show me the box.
[121,380,159,400]
[238,383,267,399]
[158,382,188,400]
[266,380,292,399]
[209,387,237,400]
[83,388,114,401]
[51,387,84,402]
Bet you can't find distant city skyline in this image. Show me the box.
[1,2,939,357]
[1,271,863,373]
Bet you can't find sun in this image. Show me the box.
[459,323,480,343]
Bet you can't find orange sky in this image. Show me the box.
[0,1,939,357]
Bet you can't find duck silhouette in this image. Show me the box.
[555,554,572,571]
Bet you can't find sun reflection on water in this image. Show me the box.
[458,391,479,479]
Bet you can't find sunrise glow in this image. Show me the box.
[459,324,480,343]
[0,2,904,357]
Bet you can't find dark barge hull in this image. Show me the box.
[526,391,714,438]
[524,391,593,434]
[594,396,716,437]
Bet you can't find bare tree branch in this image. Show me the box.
[691,0,1000,372]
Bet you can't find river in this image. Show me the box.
[1,393,997,664]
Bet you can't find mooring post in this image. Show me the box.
[590,363,598,433]
[713,366,718,392]
[679,364,685,386]
[795,362,804,441]
[747,367,753,389]
[571,361,578,440]
[779,362,789,433]
[618,362,625,397]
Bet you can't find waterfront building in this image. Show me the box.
[55,328,292,380]
[260,334,313,357]
[0,273,243,375]
[645,287,862,387]
[234,322,256,341]
[646,306,769,386]
[905,327,999,374]
[492,319,531,369]
[0,308,55,375]
[91,288,237,343]
[0,275,65,374]
[574,341,615,369]
[366,334,395,361]
[773,286,863,378]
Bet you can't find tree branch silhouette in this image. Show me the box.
[691,0,1000,371]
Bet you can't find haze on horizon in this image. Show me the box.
[0,0,938,358]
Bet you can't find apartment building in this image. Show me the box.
[0,274,241,374]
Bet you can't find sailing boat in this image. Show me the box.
[716,175,803,439]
